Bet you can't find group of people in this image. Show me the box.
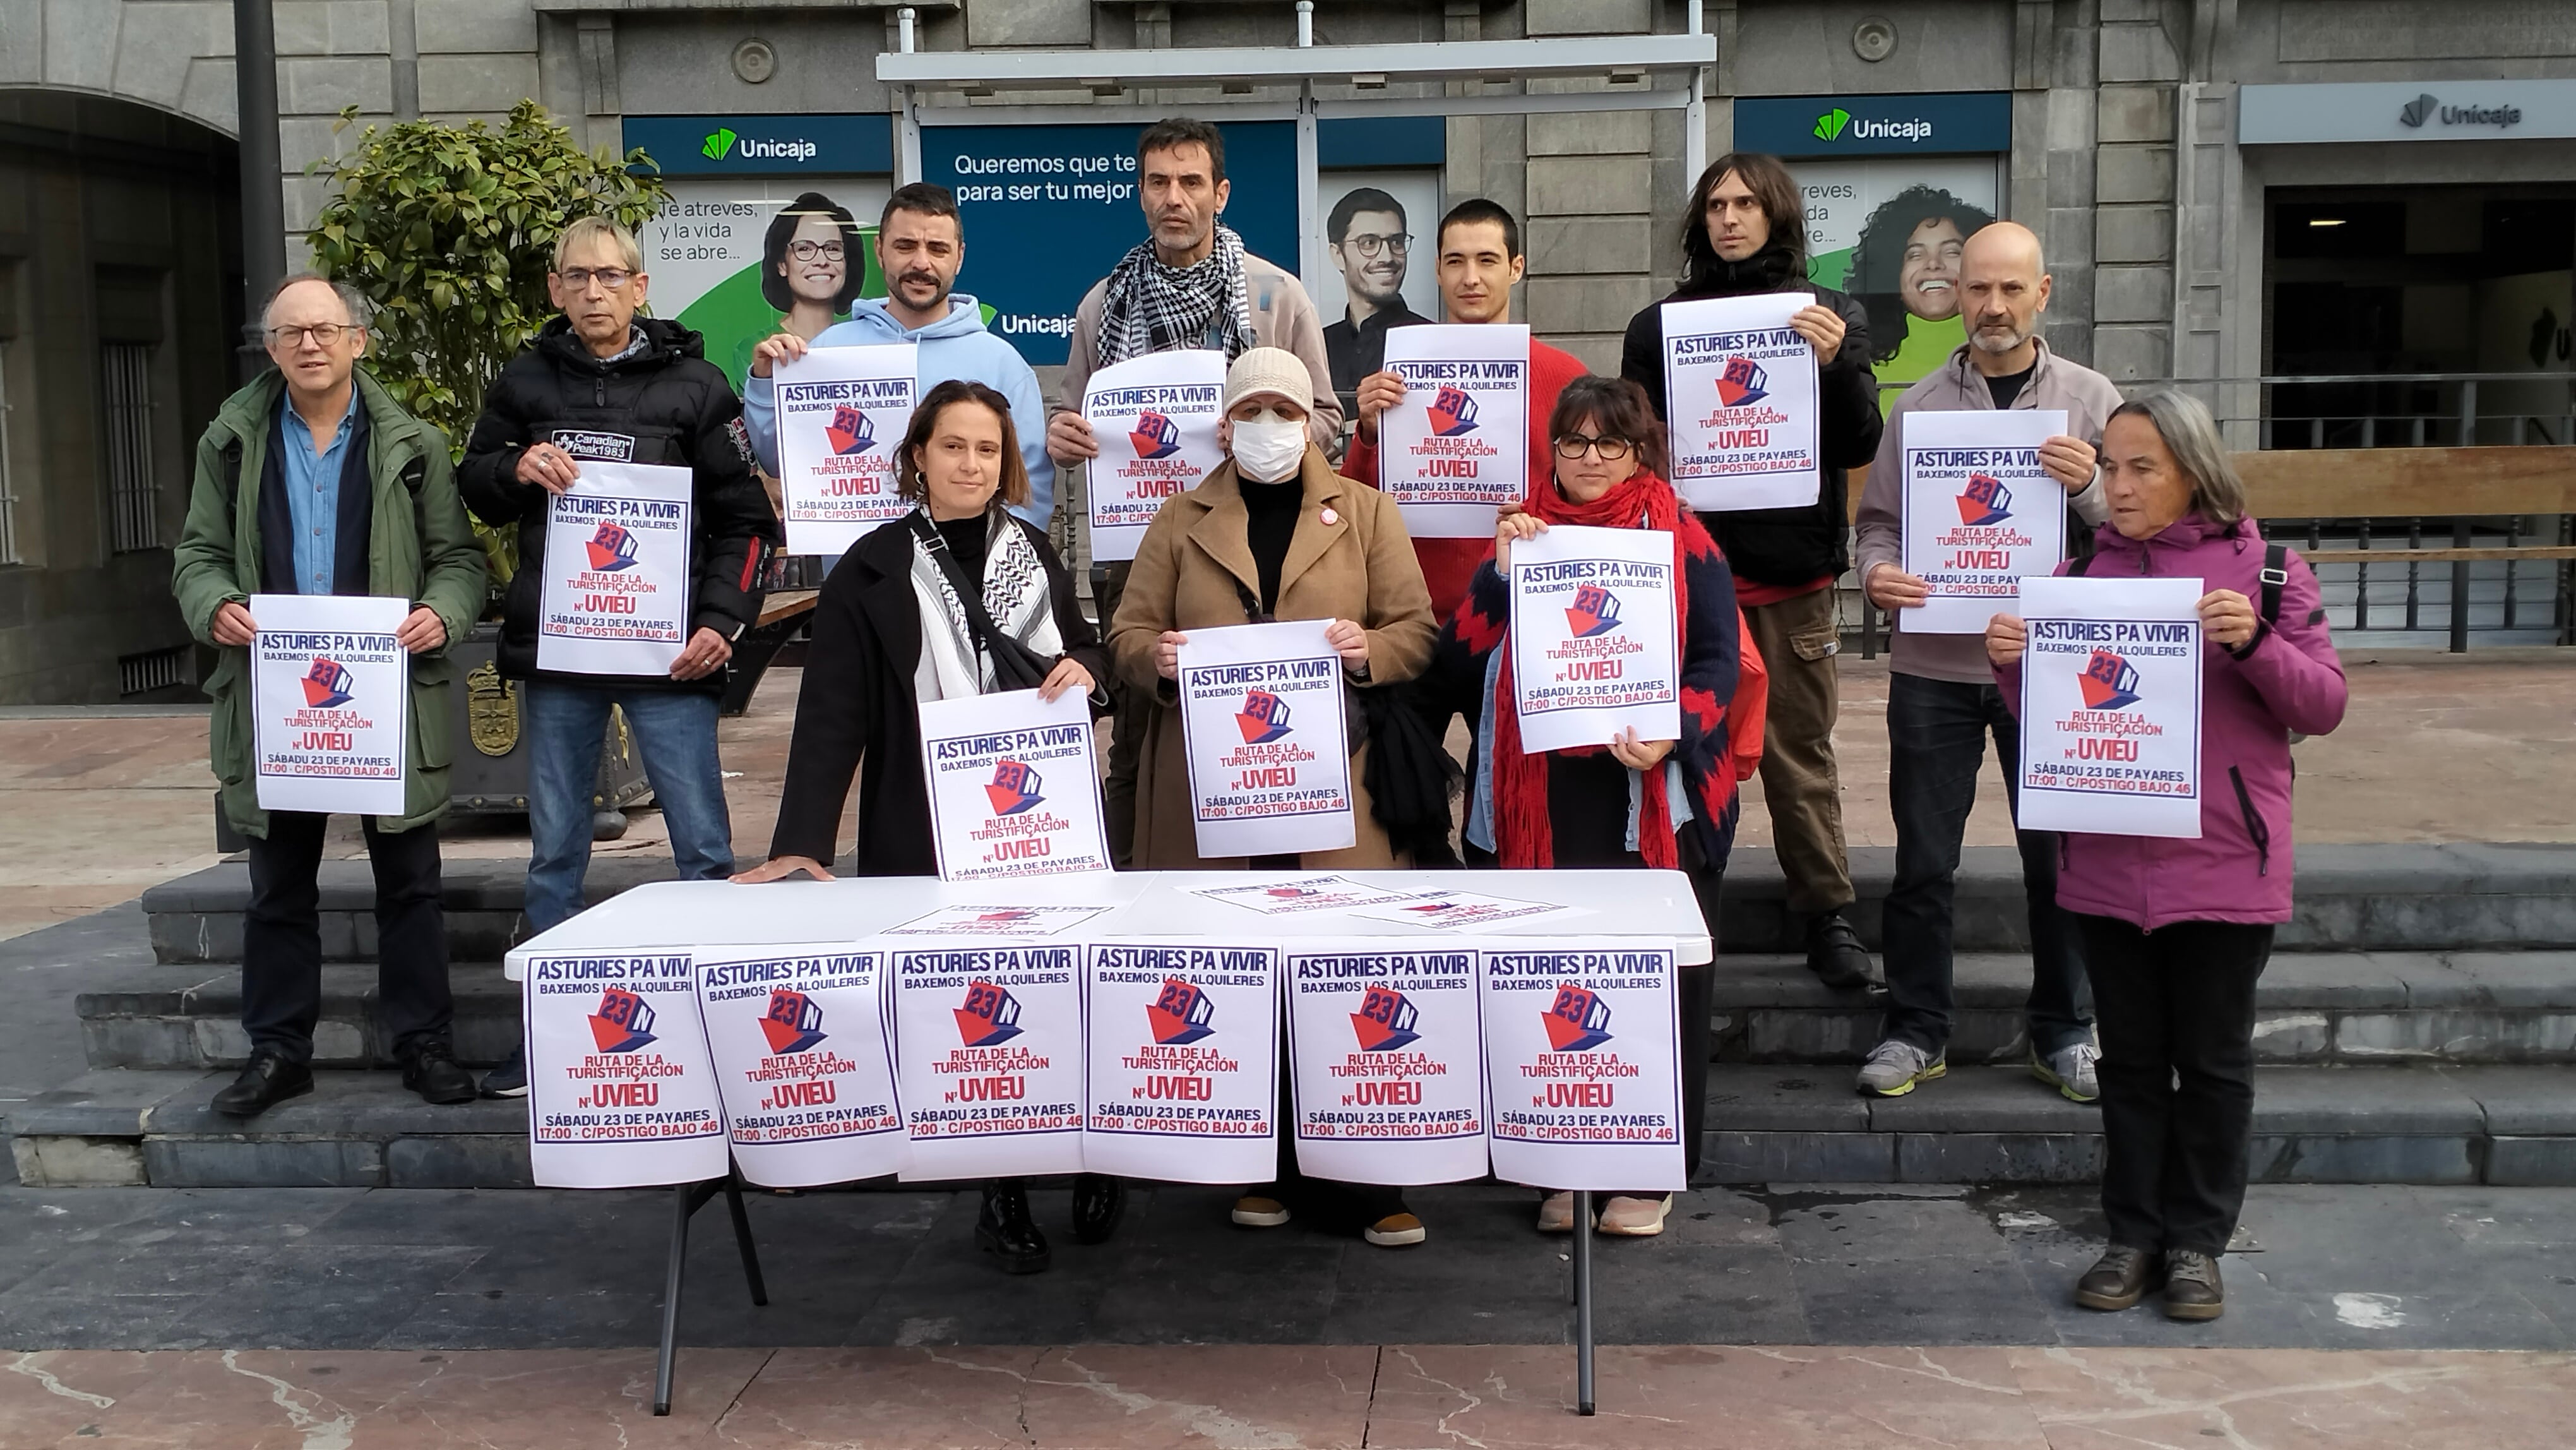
[174,115,2346,1324]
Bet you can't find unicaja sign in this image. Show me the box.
[2398,93,2522,129]
[1812,106,1936,144]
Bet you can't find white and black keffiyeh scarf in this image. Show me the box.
[907,507,1064,702]
[1096,223,1255,366]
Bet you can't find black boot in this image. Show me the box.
[212,1050,314,1118]
[1070,1173,1128,1245]
[1804,911,1879,991]
[398,1039,478,1106]
[976,1180,1051,1274]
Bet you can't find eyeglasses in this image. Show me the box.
[788,241,845,262]
[1554,434,1635,462]
[1342,232,1411,258]
[266,323,360,348]
[558,267,635,291]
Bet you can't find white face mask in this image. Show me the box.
[1231,418,1307,483]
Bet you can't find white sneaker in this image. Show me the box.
[1535,1190,1580,1234]
[1595,1195,1673,1237]
[2034,1041,2102,1103]
[1856,1040,1947,1097]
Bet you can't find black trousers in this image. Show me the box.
[1259,1028,1409,1232]
[2076,914,2274,1256]
[243,812,454,1064]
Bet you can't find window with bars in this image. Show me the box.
[101,342,158,553]
[0,340,17,565]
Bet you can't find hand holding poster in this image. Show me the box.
[1083,351,1226,563]
[524,951,729,1189]
[889,939,1088,1179]
[772,344,919,558]
[249,593,409,817]
[917,688,1112,880]
[1481,942,1686,1192]
[537,462,696,676]
[1285,942,1488,1185]
[1661,294,1821,512]
[1377,325,1530,538]
[1083,941,1281,1184]
[696,946,906,1188]
[1176,620,1356,859]
[2016,575,2205,839]
[1900,410,2070,633]
[1508,524,1681,754]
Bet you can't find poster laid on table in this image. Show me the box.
[248,594,409,817]
[1508,524,1681,754]
[2017,575,2207,840]
[1176,620,1356,858]
[1351,890,1585,932]
[888,938,1088,1179]
[523,951,729,1189]
[1899,410,2070,634]
[1660,294,1820,512]
[772,343,919,557]
[695,945,905,1188]
[1083,941,1281,1184]
[1479,942,1685,1192]
[1082,351,1226,563]
[1190,875,1414,916]
[537,462,695,676]
[1376,324,1529,537]
[1284,942,1489,1185]
[917,688,1111,881]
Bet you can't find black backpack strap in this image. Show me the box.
[2259,542,2289,626]
[2066,549,2096,578]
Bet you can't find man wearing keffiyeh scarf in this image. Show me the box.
[1095,221,1256,365]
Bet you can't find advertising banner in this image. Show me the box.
[1176,620,1356,859]
[1284,942,1489,1185]
[696,945,905,1189]
[1083,942,1282,1183]
[917,688,1112,881]
[1508,524,1681,754]
[1899,410,2069,634]
[248,594,409,817]
[1315,169,1445,394]
[1376,324,1530,537]
[888,940,1088,1179]
[1479,943,1686,1192]
[524,951,729,1189]
[772,343,919,557]
[638,177,893,391]
[1661,294,1821,512]
[1788,155,2001,412]
[537,462,695,676]
[1082,351,1227,563]
[2017,575,2207,840]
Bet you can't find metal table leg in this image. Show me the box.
[1573,1189,1595,1417]
[653,1171,770,1417]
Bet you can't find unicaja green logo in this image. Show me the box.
[701,128,738,161]
[1813,107,1852,142]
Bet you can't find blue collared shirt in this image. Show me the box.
[282,389,361,594]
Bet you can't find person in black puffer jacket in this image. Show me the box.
[1621,152,1885,995]
[458,217,781,1098]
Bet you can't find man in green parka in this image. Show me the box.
[171,273,487,1116]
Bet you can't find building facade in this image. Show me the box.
[1,0,2571,700]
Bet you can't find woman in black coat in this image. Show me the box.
[735,378,1115,1271]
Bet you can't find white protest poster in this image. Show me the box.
[772,344,919,557]
[888,940,1088,1179]
[523,951,729,1189]
[1351,891,1587,932]
[1190,875,1416,916]
[1480,942,1686,1192]
[1377,324,1530,538]
[917,688,1112,881]
[1661,294,1820,512]
[1508,524,1681,754]
[1900,410,2070,634]
[1176,620,1356,859]
[1082,351,1226,563]
[2017,575,2206,840]
[248,594,409,816]
[883,904,1112,937]
[537,462,695,676]
[696,945,906,1189]
[1083,941,1280,1184]
[1285,942,1489,1185]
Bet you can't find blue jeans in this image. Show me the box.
[523,682,734,935]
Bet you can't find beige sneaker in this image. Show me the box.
[1363,1212,1428,1247]
[1230,1195,1291,1228]
[1535,1190,1580,1233]
[1595,1194,1673,1237]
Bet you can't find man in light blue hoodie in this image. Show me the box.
[744,183,1057,530]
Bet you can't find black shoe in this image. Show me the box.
[975,1182,1052,1274]
[1070,1173,1128,1245]
[212,1052,314,1118]
[1804,911,1878,991]
[2074,1243,2160,1311]
[480,1047,528,1099]
[399,1040,478,1106]
[2163,1249,2224,1321]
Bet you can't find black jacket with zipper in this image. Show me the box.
[459,316,780,692]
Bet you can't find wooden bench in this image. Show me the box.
[720,588,820,716]
[2234,446,2576,565]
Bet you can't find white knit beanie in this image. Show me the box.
[1221,347,1312,415]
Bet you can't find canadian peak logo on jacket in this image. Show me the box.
[1715,356,1770,408]
[984,759,1046,816]
[588,988,659,1053]
[585,520,640,571]
[1236,689,1294,743]
[301,658,356,710]
[954,980,1025,1047]
[1350,983,1422,1052]
[1130,410,1183,460]
[1147,978,1217,1046]
[551,429,637,462]
[2079,649,2145,710]
[758,990,829,1055]
[1427,385,1481,437]
[1542,983,1614,1052]
[826,404,877,456]
[1957,473,2014,526]
[1565,584,1624,639]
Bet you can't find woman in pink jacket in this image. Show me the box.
[1986,390,2346,1324]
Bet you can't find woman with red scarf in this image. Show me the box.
[1447,374,1744,1238]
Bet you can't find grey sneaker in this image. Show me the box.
[1856,1040,1946,1097]
[2032,1041,2102,1103]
